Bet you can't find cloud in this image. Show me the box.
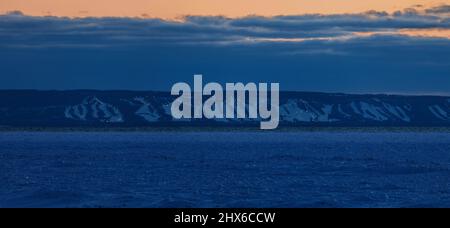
[4,10,24,16]
[426,5,450,14]
[0,5,449,49]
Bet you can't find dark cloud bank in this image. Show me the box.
[0,6,449,94]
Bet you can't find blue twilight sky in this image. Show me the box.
[0,5,450,94]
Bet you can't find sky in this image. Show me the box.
[0,0,448,18]
[0,1,450,94]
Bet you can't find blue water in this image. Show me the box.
[1,131,450,208]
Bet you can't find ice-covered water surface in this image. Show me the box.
[1,131,450,208]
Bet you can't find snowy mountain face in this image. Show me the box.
[0,90,449,127]
[65,97,123,123]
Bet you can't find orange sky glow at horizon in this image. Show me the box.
[0,0,449,19]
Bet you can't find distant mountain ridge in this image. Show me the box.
[0,90,450,127]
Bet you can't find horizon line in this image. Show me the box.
[0,89,449,97]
